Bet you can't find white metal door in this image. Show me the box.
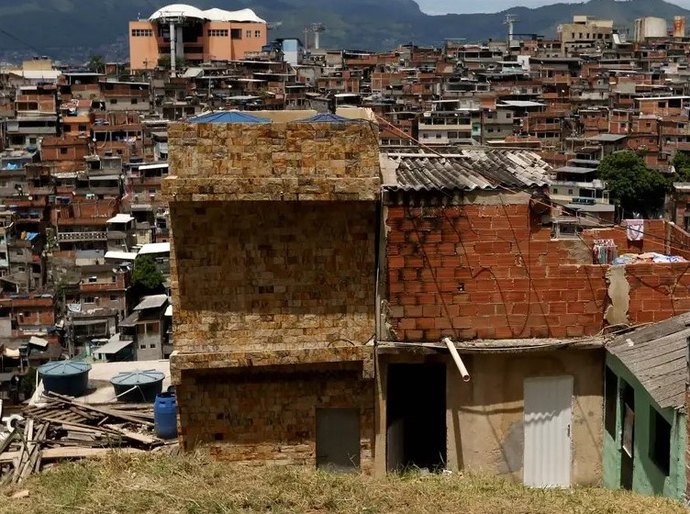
[523,375,573,488]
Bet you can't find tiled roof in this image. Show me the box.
[607,312,690,410]
[383,149,551,192]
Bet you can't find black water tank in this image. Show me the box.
[38,360,91,397]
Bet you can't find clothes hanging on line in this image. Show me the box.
[624,219,644,241]
[592,239,618,264]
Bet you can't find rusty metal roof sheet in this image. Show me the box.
[383,150,551,192]
[607,312,690,410]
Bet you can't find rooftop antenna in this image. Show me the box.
[311,23,326,50]
[504,14,518,47]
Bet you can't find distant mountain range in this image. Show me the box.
[0,0,688,62]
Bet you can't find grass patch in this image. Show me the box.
[0,450,686,513]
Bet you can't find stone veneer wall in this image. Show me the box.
[169,201,376,353]
[178,365,374,470]
[164,120,380,468]
[165,121,381,202]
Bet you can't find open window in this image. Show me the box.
[649,407,671,476]
[604,366,617,438]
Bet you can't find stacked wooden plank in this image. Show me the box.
[0,391,175,484]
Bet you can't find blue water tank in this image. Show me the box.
[154,392,178,439]
[38,360,91,397]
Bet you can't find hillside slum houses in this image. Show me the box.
[2,7,690,497]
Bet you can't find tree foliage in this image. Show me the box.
[157,55,187,71]
[672,151,690,182]
[131,255,165,292]
[597,151,669,218]
[87,54,105,74]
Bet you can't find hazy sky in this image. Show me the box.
[415,0,690,15]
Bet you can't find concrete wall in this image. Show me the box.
[374,349,604,484]
[205,21,267,61]
[135,323,162,361]
[178,365,374,470]
[603,354,686,499]
[128,21,159,71]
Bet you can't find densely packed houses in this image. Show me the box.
[4,8,690,498]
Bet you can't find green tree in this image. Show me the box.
[131,255,165,292]
[672,151,690,182]
[597,151,669,218]
[87,54,105,74]
[157,55,187,71]
[20,367,37,400]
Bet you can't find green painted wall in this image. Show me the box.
[603,354,686,500]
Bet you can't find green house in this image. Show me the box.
[603,314,687,500]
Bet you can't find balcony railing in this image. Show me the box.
[57,231,107,242]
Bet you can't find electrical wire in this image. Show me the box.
[375,112,690,257]
[377,112,690,339]
[0,27,46,57]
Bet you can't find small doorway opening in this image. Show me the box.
[316,408,360,472]
[386,363,446,472]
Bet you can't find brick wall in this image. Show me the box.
[687,390,690,501]
[178,366,374,469]
[385,193,690,341]
[170,201,376,353]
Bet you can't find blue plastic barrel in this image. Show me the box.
[154,392,178,439]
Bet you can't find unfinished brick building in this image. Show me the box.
[376,150,690,486]
[164,110,380,470]
[166,112,690,486]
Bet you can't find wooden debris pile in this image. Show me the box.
[0,391,175,485]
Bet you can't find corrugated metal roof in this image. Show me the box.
[607,312,690,410]
[104,251,137,261]
[189,111,271,124]
[555,166,597,174]
[138,242,170,255]
[107,214,134,224]
[383,150,551,192]
[94,338,133,355]
[587,134,627,143]
[134,294,168,311]
[119,311,140,328]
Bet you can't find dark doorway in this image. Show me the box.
[386,363,446,472]
[620,380,635,490]
[316,408,361,472]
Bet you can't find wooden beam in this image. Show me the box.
[41,447,144,460]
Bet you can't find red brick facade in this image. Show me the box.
[385,196,690,341]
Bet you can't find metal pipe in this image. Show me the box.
[443,337,470,382]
